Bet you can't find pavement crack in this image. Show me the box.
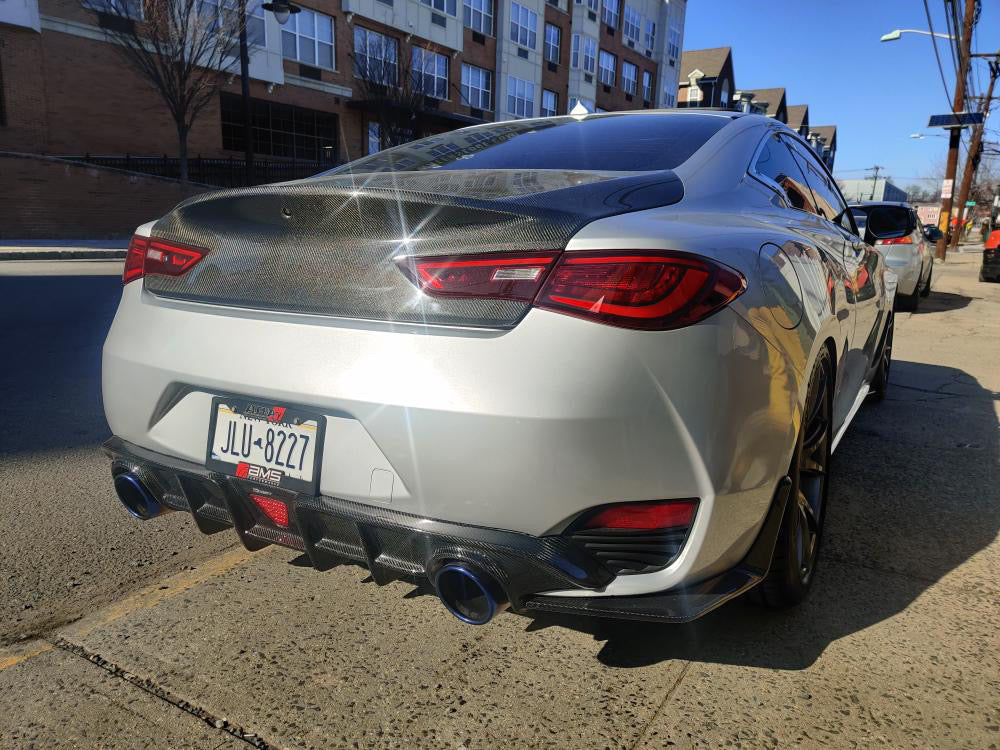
[628,660,691,750]
[50,638,274,749]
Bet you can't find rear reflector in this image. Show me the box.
[123,234,208,285]
[251,494,290,528]
[581,500,697,530]
[875,236,914,245]
[395,252,559,301]
[536,252,746,330]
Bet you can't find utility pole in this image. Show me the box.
[949,56,1000,253]
[936,0,977,261]
[866,165,884,200]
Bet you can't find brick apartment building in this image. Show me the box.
[0,0,687,165]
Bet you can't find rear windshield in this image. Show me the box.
[851,205,912,236]
[328,114,731,175]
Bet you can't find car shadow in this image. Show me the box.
[518,360,999,670]
[911,290,975,314]
[0,274,121,455]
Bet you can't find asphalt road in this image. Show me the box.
[0,255,997,748]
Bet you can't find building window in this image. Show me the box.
[199,0,264,45]
[421,0,457,15]
[411,47,449,99]
[507,75,534,118]
[719,80,730,109]
[601,0,618,28]
[541,89,558,116]
[509,2,537,49]
[353,27,399,84]
[368,122,381,154]
[598,49,616,86]
[571,33,596,73]
[665,91,675,107]
[622,5,640,43]
[461,63,493,109]
[568,96,594,113]
[622,60,637,95]
[220,92,337,161]
[281,8,334,69]
[686,84,699,103]
[668,15,681,59]
[544,23,560,64]
[641,70,652,102]
[463,0,493,34]
[644,19,655,49]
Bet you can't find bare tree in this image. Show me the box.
[350,36,435,154]
[85,0,241,181]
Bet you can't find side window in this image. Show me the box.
[752,135,816,213]
[786,138,854,234]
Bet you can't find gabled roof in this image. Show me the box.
[679,47,732,82]
[742,88,786,117]
[811,125,837,147]
[787,104,809,131]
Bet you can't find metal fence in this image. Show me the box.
[64,154,333,187]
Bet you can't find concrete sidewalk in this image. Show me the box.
[0,239,128,261]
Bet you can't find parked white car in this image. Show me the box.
[850,202,933,311]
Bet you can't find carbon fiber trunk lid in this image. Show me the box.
[146,169,683,328]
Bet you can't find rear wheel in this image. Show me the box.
[895,283,920,312]
[758,347,833,608]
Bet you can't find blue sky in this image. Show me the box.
[683,0,1000,190]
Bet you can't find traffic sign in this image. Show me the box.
[966,201,976,207]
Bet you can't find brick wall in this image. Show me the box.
[0,153,211,238]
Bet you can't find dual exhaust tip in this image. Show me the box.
[114,472,509,624]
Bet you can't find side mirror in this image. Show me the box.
[922,224,943,242]
[863,205,913,244]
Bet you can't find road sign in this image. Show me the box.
[941,179,953,199]
[966,201,976,207]
[928,112,985,128]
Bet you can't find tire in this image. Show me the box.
[920,264,932,297]
[758,346,833,608]
[868,313,893,402]
[895,284,920,312]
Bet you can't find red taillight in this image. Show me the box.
[251,494,290,528]
[122,234,208,284]
[536,252,746,330]
[395,252,559,301]
[396,250,745,330]
[875,236,913,245]
[581,500,697,530]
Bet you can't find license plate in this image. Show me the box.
[205,398,323,494]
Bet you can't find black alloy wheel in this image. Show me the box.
[869,313,894,401]
[758,346,833,607]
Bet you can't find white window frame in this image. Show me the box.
[544,23,560,64]
[421,0,458,16]
[668,16,681,59]
[644,19,655,49]
[198,0,265,46]
[541,89,558,116]
[598,48,616,86]
[463,0,493,35]
[622,5,640,43]
[568,96,594,113]
[509,2,537,49]
[622,60,637,95]
[353,27,399,85]
[461,62,493,110]
[411,46,450,99]
[571,33,596,73]
[601,0,618,28]
[281,7,334,69]
[507,75,535,118]
[641,69,652,102]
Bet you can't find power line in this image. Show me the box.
[924,0,954,108]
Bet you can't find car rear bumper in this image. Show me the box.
[104,436,790,622]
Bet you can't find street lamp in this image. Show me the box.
[880,29,955,42]
[262,0,300,26]
[238,0,301,185]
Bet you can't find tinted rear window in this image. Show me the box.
[329,114,731,175]
[851,205,912,236]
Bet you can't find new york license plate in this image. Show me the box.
[206,398,322,494]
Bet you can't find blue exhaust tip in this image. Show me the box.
[434,563,509,625]
[113,472,163,520]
